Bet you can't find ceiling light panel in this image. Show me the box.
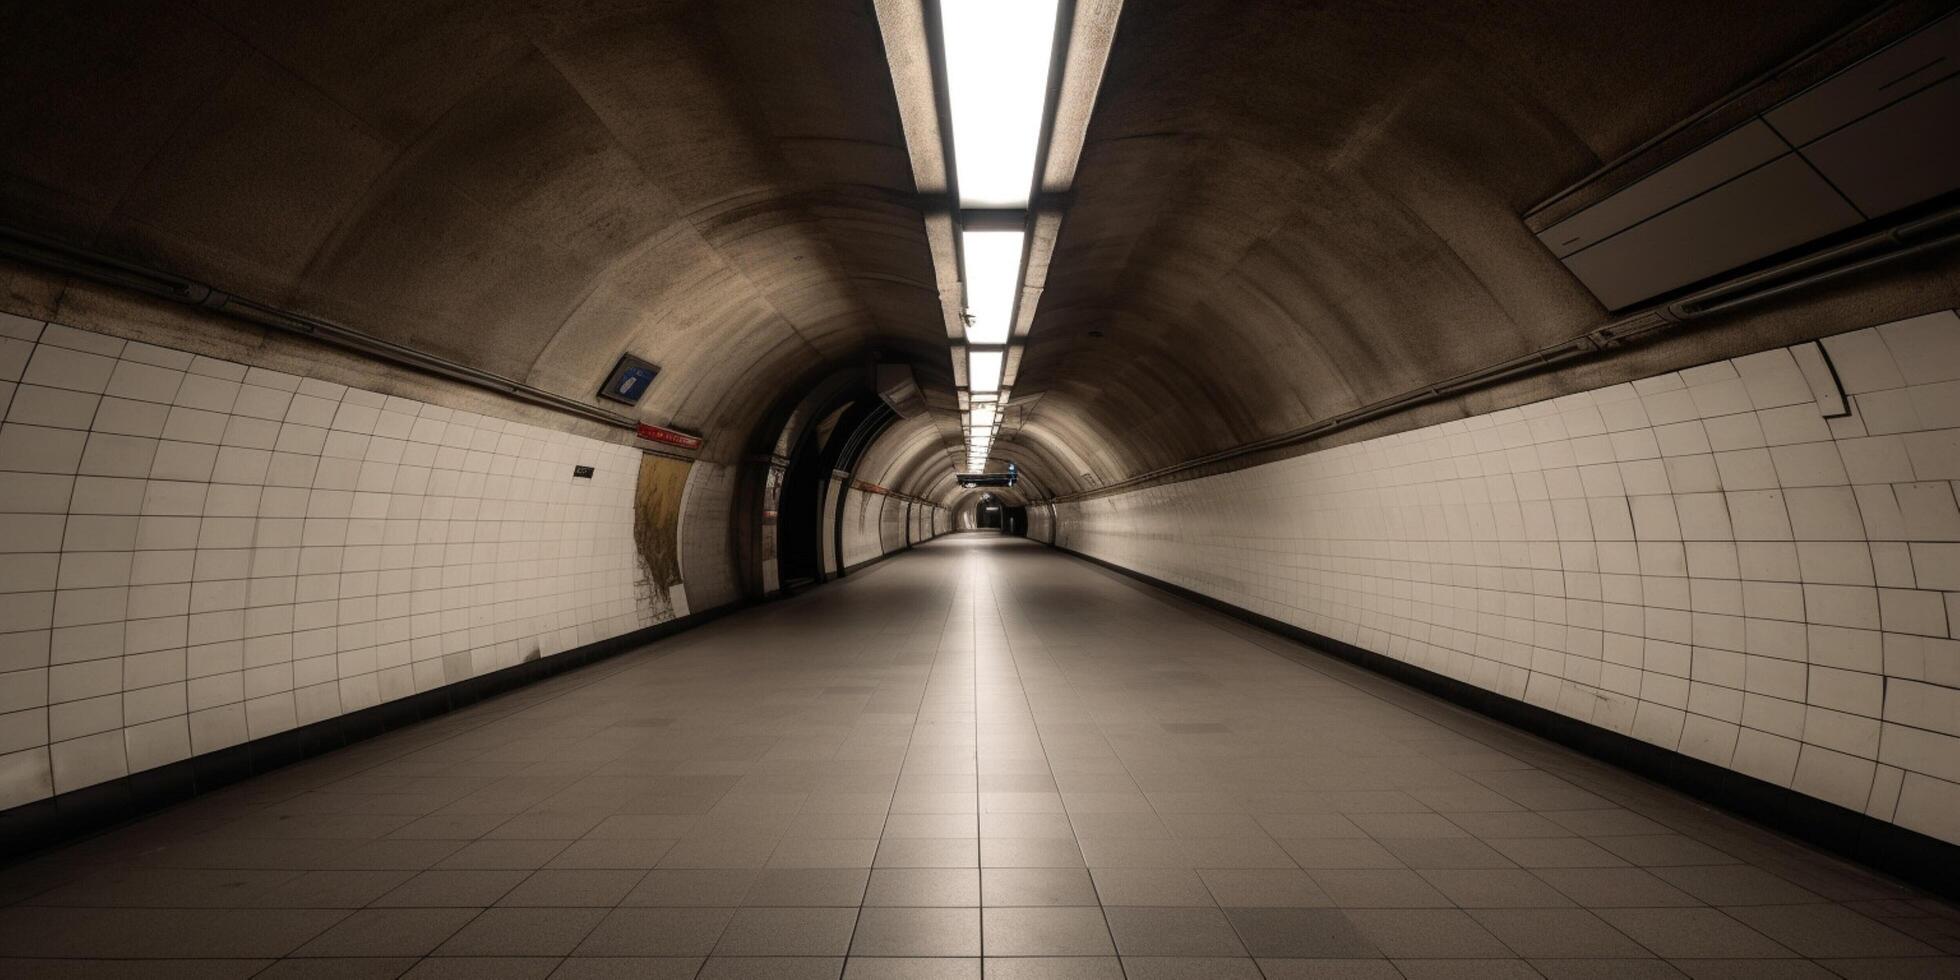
[967,348,1004,393]
[961,229,1024,345]
[941,0,1059,207]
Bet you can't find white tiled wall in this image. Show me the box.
[1056,310,1960,846]
[879,494,907,554]
[840,488,942,571]
[841,488,884,570]
[0,314,667,809]
[1028,501,1055,543]
[679,460,741,613]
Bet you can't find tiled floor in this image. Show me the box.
[1,534,1955,978]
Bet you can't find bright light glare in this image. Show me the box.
[941,0,1059,207]
[969,405,997,428]
[961,229,1023,344]
[968,349,1003,393]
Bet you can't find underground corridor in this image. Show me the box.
[2,0,1959,976]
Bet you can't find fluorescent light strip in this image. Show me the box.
[960,229,1024,345]
[968,349,1003,393]
[941,0,1059,207]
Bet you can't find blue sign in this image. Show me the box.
[599,354,660,406]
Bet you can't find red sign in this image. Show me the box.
[636,422,703,451]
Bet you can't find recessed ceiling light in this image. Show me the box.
[968,348,1004,393]
[961,228,1024,345]
[940,0,1059,207]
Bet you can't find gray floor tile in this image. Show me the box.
[256,958,420,978]
[743,868,871,907]
[575,907,734,956]
[1225,907,1377,957]
[769,838,880,868]
[983,906,1116,955]
[405,955,562,978]
[1390,959,1543,979]
[375,869,531,907]
[863,868,980,906]
[1467,908,1650,958]
[1342,910,1512,959]
[547,839,677,869]
[436,907,607,955]
[980,957,1124,979]
[982,867,1098,906]
[1650,866,1823,906]
[1419,869,1575,908]
[1119,956,1264,979]
[697,956,844,979]
[1530,867,1702,908]
[0,907,345,958]
[1311,869,1453,908]
[1092,867,1216,906]
[11,537,1958,979]
[1593,908,1795,958]
[258,870,419,908]
[715,907,858,955]
[842,956,980,978]
[982,837,1087,868]
[623,869,757,907]
[1199,868,1332,907]
[1103,906,1245,956]
[547,957,703,979]
[499,869,646,907]
[1719,903,1939,958]
[851,906,982,956]
[1254,960,1403,979]
[293,907,480,956]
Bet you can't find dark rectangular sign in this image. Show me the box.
[572,465,595,479]
[599,354,660,405]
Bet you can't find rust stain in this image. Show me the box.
[634,453,691,617]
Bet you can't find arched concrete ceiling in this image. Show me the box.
[998,0,1944,495]
[0,0,952,465]
[7,1,1953,504]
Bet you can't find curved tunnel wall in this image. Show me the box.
[0,302,947,812]
[1053,308,1960,848]
[2,0,1957,867]
[0,310,665,807]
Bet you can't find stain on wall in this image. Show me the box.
[635,453,692,618]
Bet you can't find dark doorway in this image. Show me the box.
[1001,505,1028,536]
[776,397,896,591]
[977,494,1003,529]
[776,403,848,590]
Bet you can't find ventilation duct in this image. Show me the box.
[1535,9,1959,310]
[874,362,928,419]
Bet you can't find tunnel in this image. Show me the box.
[1,0,1959,973]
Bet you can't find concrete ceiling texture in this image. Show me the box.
[3,0,1952,507]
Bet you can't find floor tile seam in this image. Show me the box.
[988,556,1136,977]
[965,564,990,958]
[839,563,963,963]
